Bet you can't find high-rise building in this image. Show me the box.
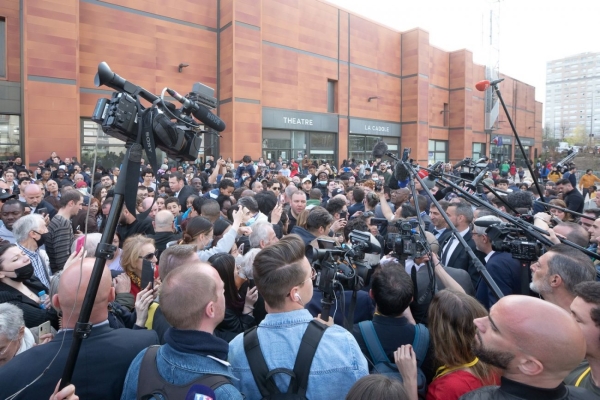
[545,52,600,142]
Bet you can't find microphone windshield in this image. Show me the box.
[371,140,389,159]
[394,161,409,182]
[475,80,491,92]
[185,384,217,400]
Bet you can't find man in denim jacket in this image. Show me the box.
[121,262,243,400]
[228,234,368,399]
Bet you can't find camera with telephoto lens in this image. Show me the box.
[308,231,374,295]
[371,219,430,258]
[91,62,215,161]
[483,222,542,262]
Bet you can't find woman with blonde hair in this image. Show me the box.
[424,290,499,399]
[120,235,157,297]
[548,198,574,223]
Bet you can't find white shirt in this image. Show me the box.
[484,250,496,263]
[442,227,470,265]
[434,227,446,240]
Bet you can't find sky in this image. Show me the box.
[326,0,600,104]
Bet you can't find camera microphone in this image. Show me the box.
[394,161,409,188]
[371,140,389,159]
[167,88,226,132]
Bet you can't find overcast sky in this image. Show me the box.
[326,0,600,105]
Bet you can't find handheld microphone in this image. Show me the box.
[371,140,389,159]
[167,88,226,132]
[475,78,505,91]
[185,384,216,400]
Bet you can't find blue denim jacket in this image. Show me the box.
[120,344,243,400]
[228,309,368,400]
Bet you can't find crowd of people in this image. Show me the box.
[0,151,598,399]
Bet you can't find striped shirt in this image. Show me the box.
[17,244,51,288]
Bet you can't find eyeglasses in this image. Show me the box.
[271,186,281,191]
[0,338,17,356]
[138,250,158,261]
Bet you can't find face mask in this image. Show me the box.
[35,236,45,248]
[9,263,34,282]
[318,180,327,186]
[246,215,258,226]
[238,268,247,280]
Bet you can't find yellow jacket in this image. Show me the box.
[579,173,600,189]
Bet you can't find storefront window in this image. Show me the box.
[428,140,448,165]
[513,146,531,168]
[472,143,486,160]
[349,135,399,163]
[262,130,335,165]
[0,115,20,161]
[490,143,512,163]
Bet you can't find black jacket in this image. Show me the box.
[176,185,196,213]
[0,322,158,400]
[459,377,593,400]
[439,229,486,289]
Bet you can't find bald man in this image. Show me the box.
[0,259,158,400]
[148,210,181,262]
[121,263,243,399]
[23,182,56,218]
[462,295,591,399]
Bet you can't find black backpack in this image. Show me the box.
[358,321,429,398]
[243,319,329,399]
[136,346,231,400]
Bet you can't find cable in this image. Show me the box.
[5,126,100,400]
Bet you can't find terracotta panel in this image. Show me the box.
[349,14,400,75]
[349,67,401,122]
[234,26,261,100]
[101,0,218,28]
[220,0,233,27]
[1,0,21,81]
[235,0,261,26]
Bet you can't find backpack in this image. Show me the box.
[358,321,429,398]
[243,319,329,399]
[136,346,231,400]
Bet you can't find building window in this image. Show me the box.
[0,18,5,78]
[443,103,449,127]
[349,135,399,163]
[327,80,337,113]
[472,143,486,160]
[428,140,448,164]
[81,119,168,169]
[0,115,20,160]
[262,130,336,166]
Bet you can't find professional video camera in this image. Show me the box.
[91,62,225,161]
[479,222,543,262]
[451,156,489,181]
[309,231,374,294]
[370,218,429,258]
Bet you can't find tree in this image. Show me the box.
[566,125,587,146]
[559,122,570,140]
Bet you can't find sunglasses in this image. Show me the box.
[138,250,158,261]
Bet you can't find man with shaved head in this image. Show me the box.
[462,295,591,399]
[0,259,158,399]
[121,263,243,399]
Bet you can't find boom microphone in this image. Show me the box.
[167,88,226,132]
[452,158,471,170]
[465,167,488,193]
[371,140,389,159]
[185,384,217,400]
[475,78,505,92]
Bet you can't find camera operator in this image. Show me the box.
[472,216,528,309]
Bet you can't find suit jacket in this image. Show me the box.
[476,251,530,309]
[33,199,57,219]
[176,184,195,213]
[439,229,485,289]
[0,322,158,400]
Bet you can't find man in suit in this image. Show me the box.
[438,201,484,288]
[23,183,56,219]
[0,258,159,400]
[168,171,195,213]
[473,215,529,309]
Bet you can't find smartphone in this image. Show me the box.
[75,236,86,253]
[37,321,51,344]
[37,207,48,216]
[141,259,154,290]
[339,211,347,220]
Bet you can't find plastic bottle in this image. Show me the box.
[38,290,49,309]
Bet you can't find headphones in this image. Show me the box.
[294,294,301,301]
